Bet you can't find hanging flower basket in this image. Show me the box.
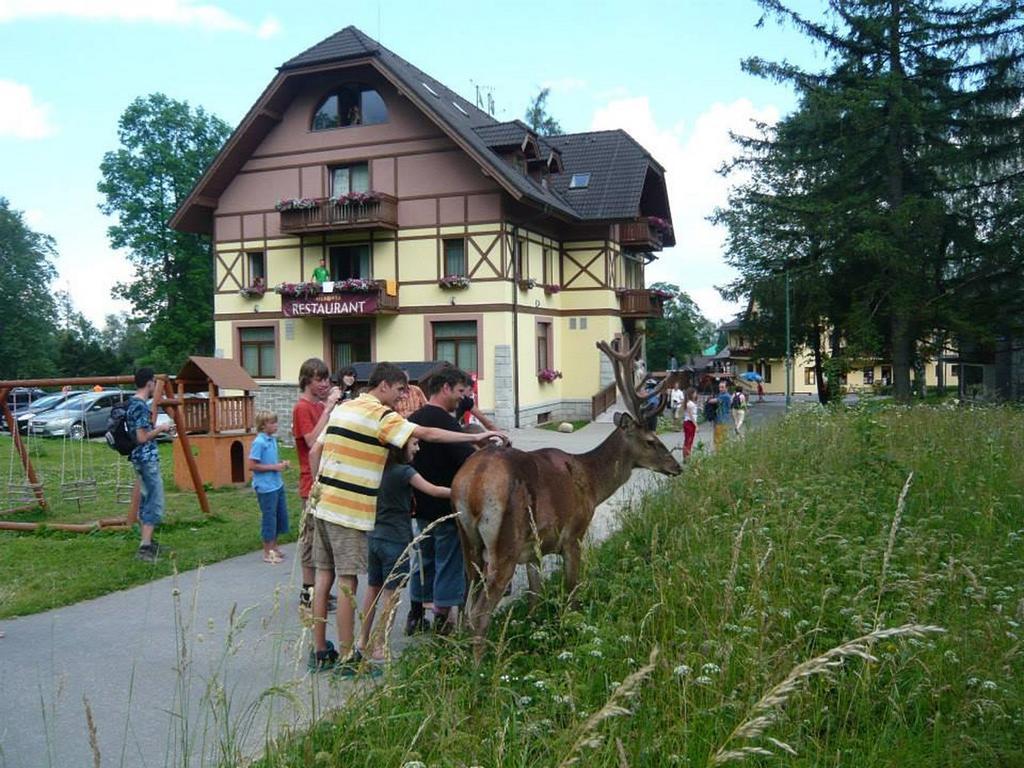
[275,281,321,298]
[649,288,676,300]
[538,368,563,383]
[543,284,561,295]
[239,282,267,299]
[274,197,319,212]
[647,216,673,235]
[329,278,378,293]
[439,275,471,289]
[518,278,537,290]
[333,191,381,206]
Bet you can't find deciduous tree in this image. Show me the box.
[98,93,230,372]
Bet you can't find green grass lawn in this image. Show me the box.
[0,436,302,618]
[254,404,1024,767]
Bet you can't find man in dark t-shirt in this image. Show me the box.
[407,365,475,634]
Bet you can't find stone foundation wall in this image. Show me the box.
[254,383,301,445]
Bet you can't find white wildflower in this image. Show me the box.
[557,650,574,661]
[589,649,604,658]
[694,675,714,686]
[673,664,692,678]
[702,662,721,675]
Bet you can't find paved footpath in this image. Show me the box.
[0,399,786,768]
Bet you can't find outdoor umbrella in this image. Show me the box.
[740,371,763,382]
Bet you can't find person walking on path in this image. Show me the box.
[406,365,478,635]
[682,387,699,460]
[307,363,506,673]
[713,380,732,451]
[126,368,173,563]
[249,410,291,564]
[732,388,748,437]
[670,384,685,421]
[358,436,450,662]
[292,358,341,607]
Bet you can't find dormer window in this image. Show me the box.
[312,84,388,130]
[569,173,591,189]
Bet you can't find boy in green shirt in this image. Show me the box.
[312,258,330,284]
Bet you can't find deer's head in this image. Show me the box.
[598,338,682,477]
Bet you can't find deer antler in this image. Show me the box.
[597,339,681,424]
[597,338,646,421]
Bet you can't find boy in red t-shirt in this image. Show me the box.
[292,358,341,607]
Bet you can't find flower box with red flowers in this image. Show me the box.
[537,368,563,383]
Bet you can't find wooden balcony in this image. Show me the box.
[279,194,398,234]
[618,289,667,319]
[619,219,665,252]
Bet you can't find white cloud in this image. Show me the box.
[589,96,779,324]
[54,247,134,327]
[23,209,45,227]
[0,80,56,139]
[0,0,281,36]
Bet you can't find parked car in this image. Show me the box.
[29,390,133,440]
[7,391,89,434]
[3,388,47,417]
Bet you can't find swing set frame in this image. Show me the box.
[0,374,211,533]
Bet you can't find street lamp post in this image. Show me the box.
[785,267,792,409]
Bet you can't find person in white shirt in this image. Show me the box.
[670,385,685,420]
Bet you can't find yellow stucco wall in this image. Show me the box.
[214,222,641,415]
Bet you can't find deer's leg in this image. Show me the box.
[470,556,517,663]
[458,521,485,618]
[526,559,542,611]
[562,538,582,606]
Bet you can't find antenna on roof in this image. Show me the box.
[471,79,496,116]
[376,0,382,46]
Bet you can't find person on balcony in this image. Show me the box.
[312,258,330,284]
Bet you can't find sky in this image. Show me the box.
[0,0,825,328]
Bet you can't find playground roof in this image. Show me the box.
[176,357,259,393]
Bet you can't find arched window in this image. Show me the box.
[312,84,388,130]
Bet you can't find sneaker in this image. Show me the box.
[405,613,429,636]
[135,543,159,563]
[334,650,382,679]
[307,641,339,672]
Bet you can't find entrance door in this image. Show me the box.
[329,244,371,280]
[330,322,372,369]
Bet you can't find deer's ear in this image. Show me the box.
[613,411,637,429]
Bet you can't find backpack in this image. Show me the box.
[732,393,743,410]
[105,402,137,456]
[703,398,718,422]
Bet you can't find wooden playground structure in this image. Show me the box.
[0,374,211,533]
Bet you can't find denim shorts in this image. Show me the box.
[257,486,289,542]
[367,536,410,589]
[134,459,165,527]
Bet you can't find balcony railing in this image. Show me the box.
[279,194,399,234]
[618,289,667,319]
[181,395,254,434]
[619,219,665,252]
[280,280,399,318]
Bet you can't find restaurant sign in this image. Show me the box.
[282,292,379,317]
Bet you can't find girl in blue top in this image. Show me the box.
[250,410,291,563]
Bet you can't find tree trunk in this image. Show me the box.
[891,312,913,403]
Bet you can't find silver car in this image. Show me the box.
[29,391,134,440]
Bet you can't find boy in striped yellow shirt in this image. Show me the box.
[308,362,507,672]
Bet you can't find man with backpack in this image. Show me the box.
[732,388,748,437]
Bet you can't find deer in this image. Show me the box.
[452,338,682,658]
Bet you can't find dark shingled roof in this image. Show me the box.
[545,131,662,220]
[279,27,665,223]
[171,26,672,233]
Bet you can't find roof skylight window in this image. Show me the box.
[422,82,439,97]
[569,173,591,189]
[452,101,469,116]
